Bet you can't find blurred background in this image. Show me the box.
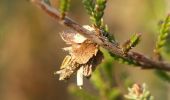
[0,0,170,100]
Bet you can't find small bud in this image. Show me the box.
[132,84,142,96]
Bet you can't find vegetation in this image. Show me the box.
[30,0,170,99]
[0,0,168,100]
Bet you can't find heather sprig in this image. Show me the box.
[155,14,170,55]
[122,33,141,53]
[154,14,170,83]
[125,83,154,100]
[83,0,107,28]
[59,0,70,18]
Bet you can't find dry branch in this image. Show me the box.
[31,0,170,71]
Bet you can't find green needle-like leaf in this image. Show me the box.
[59,0,70,18]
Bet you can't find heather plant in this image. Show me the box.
[31,0,170,99]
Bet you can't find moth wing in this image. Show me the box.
[60,30,87,44]
[83,50,103,78]
[56,55,81,80]
[72,42,98,64]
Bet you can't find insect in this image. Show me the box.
[55,25,103,88]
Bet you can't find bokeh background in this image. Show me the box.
[0,0,170,100]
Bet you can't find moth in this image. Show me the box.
[55,25,103,88]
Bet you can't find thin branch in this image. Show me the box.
[31,0,170,71]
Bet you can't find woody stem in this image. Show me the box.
[31,0,170,71]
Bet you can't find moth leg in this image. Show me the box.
[77,66,84,89]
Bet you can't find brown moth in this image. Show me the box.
[55,25,103,88]
[55,55,80,80]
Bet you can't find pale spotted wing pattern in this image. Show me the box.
[56,55,80,80]
[56,25,103,87]
[72,41,99,64]
[60,30,87,44]
[83,50,103,78]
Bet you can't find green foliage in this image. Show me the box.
[83,0,115,42]
[99,48,114,83]
[122,33,141,53]
[161,15,170,58]
[68,84,98,100]
[109,52,138,65]
[90,69,107,91]
[64,1,170,99]
[53,0,170,99]
[82,0,106,28]
[93,0,106,27]
[68,48,124,100]
[155,14,170,53]
[125,84,154,100]
[155,70,170,83]
[83,0,141,65]
[82,0,94,16]
[59,0,70,18]
[107,88,121,100]
[87,48,134,100]
[89,48,122,100]
[154,14,170,83]
[103,26,118,45]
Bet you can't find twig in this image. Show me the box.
[31,0,170,71]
